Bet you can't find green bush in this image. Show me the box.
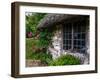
[49,54,81,66]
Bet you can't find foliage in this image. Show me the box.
[26,38,38,58]
[26,13,46,37]
[26,13,54,64]
[26,38,52,65]
[49,54,81,66]
[36,29,54,48]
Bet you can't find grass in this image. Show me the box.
[26,38,36,59]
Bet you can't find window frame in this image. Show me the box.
[62,20,87,53]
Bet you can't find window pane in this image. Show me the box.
[73,22,79,32]
[63,40,71,45]
[74,40,78,45]
[78,41,81,45]
[63,34,68,39]
[68,40,71,45]
[63,23,72,33]
[82,41,85,46]
[63,34,72,40]
[63,21,86,52]
[74,33,81,39]
[68,33,72,39]
[63,45,72,50]
[81,33,85,39]
[63,40,66,44]
[67,23,72,32]
[68,46,71,49]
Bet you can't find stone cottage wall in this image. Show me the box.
[48,25,62,59]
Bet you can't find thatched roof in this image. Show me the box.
[37,14,88,28]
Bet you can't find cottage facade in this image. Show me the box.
[37,14,89,64]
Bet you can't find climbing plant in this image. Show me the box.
[37,28,54,50]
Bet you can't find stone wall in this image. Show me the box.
[48,25,62,59]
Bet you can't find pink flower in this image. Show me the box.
[27,32,33,38]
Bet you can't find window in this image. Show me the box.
[63,21,87,53]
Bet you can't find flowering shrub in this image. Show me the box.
[26,32,33,38]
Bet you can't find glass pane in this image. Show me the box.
[81,33,85,39]
[64,34,72,40]
[67,23,72,32]
[73,22,79,32]
[64,34,68,39]
[63,40,66,44]
[82,41,85,46]
[63,23,72,33]
[68,33,72,39]
[63,40,71,45]
[68,46,71,49]
[66,40,68,45]
[78,41,81,45]
[74,40,78,45]
[74,33,81,39]
[68,40,71,45]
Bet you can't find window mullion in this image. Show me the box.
[71,23,74,50]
